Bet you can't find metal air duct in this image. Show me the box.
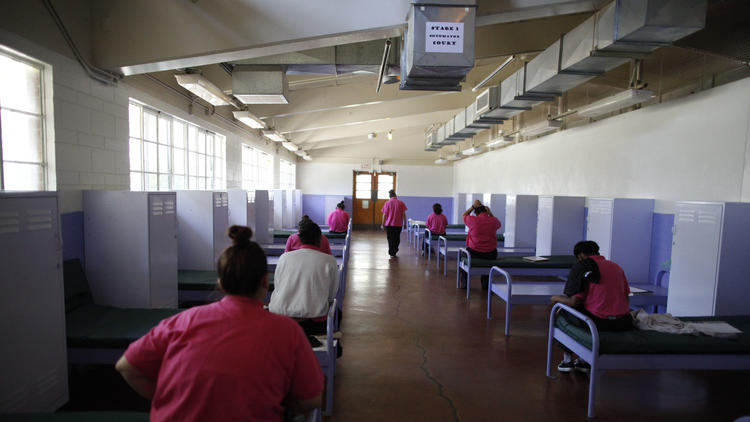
[232,65,289,104]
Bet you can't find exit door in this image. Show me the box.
[352,171,397,229]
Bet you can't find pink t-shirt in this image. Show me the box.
[464,214,501,252]
[327,209,350,233]
[124,296,323,422]
[426,213,448,235]
[381,198,407,227]
[284,233,332,255]
[574,255,631,319]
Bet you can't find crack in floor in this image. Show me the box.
[415,335,461,422]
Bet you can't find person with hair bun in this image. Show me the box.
[116,225,323,421]
[461,199,501,289]
[285,215,332,255]
[424,203,448,255]
[327,200,350,234]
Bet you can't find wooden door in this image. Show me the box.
[352,171,397,228]
[373,172,396,225]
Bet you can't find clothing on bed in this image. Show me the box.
[632,310,743,338]
[124,296,323,422]
[463,213,501,253]
[426,213,448,235]
[284,232,332,255]
[269,248,339,319]
[327,209,350,233]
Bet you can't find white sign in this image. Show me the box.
[362,200,369,209]
[425,21,464,53]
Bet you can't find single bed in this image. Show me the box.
[412,223,466,248]
[487,266,668,336]
[262,243,345,257]
[177,270,276,304]
[457,250,571,298]
[436,234,512,274]
[64,259,182,365]
[272,230,348,245]
[547,303,750,418]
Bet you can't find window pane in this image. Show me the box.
[158,144,170,173]
[158,116,170,145]
[173,175,185,190]
[143,111,157,141]
[206,134,214,156]
[173,148,185,174]
[188,151,198,176]
[129,104,141,137]
[144,141,157,172]
[129,138,141,171]
[355,190,370,199]
[207,155,214,179]
[173,121,185,148]
[197,131,206,153]
[198,177,206,190]
[356,181,371,190]
[145,173,158,191]
[377,190,390,200]
[188,125,198,151]
[1,110,43,162]
[0,54,41,114]
[3,162,43,190]
[356,174,371,184]
[198,154,206,177]
[378,175,394,185]
[188,176,197,190]
[158,174,170,191]
[130,172,142,191]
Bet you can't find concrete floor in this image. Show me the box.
[328,230,749,422]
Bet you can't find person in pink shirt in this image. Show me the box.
[550,240,633,373]
[285,215,332,255]
[424,203,448,255]
[462,199,501,288]
[380,189,408,258]
[327,200,350,233]
[116,226,323,421]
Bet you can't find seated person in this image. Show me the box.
[327,200,350,233]
[285,215,332,255]
[271,220,339,335]
[116,226,323,421]
[424,202,448,254]
[462,200,502,289]
[550,240,633,373]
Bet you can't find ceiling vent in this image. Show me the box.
[232,65,289,104]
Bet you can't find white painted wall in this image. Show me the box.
[297,162,454,196]
[454,77,750,213]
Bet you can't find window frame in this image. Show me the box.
[241,143,274,191]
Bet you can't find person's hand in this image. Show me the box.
[380,225,384,231]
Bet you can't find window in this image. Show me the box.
[129,101,225,191]
[0,49,50,190]
[241,144,274,191]
[355,173,372,199]
[279,159,296,190]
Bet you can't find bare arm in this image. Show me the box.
[287,394,322,415]
[115,355,156,400]
[402,212,408,229]
[381,212,385,230]
[485,206,494,217]
[550,295,583,308]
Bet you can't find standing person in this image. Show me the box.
[550,240,633,373]
[327,200,350,234]
[285,215,332,255]
[381,189,408,258]
[115,226,323,421]
[462,200,501,289]
[424,203,448,255]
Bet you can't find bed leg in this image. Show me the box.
[546,313,555,378]
[505,302,511,336]
[486,286,492,320]
[456,261,460,288]
[587,366,597,418]
[465,271,471,299]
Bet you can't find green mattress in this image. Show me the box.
[178,270,274,291]
[417,223,465,229]
[462,255,575,268]
[273,230,346,239]
[556,314,750,355]
[441,233,504,242]
[66,304,181,348]
[0,413,149,422]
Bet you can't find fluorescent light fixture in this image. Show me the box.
[175,73,232,106]
[577,89,654,117]
[462,145,485,156]
[232,110,265,129]
[434,157,448,164]
[486,136,513,149]
[387,130,393,141]
[294,149,306,157]
[303,154,312,161]
[281,141,298,152]
[262,130,286,143]
[446,152,463,161]
[520,120,562,137]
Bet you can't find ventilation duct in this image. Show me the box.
[444,119,468,142]
[232,65,289,104]
[425,132,440,151]
[454,106,490,137]
[401,0,476,92]
[467,100,504,126]
[474,85,520,122]
[436,124,459,146]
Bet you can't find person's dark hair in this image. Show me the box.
[298,221,322,246]
[473,205,487,215]
[217,225,267,296]
[336,201,345,210]
[298,215,312,229]
[388,189,396,198]
[573,240,600,257]
[433,203,443,215]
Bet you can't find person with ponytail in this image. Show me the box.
[285,215,332,255]
[116,226,323,421]
[327,200,350,234]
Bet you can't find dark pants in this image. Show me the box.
[558,309,634,355]
[467,247,498,289]
[385,226,402,256]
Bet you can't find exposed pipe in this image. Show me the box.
[472,55,514,92]
[41,0,122,86]
[376,38,392,93]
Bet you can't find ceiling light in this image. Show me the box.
[294,149,306,157]
[577,89,655,117]
[281,141,298,152]
[387,130,393,141]
[520,120,562,137]
[262,130,286,143]
[232,110,265,129]
[486,136,513,149]
[434,158,448,164]
[303,154,312,161]
[446,152,463,161]
[462,145,485,156]
[368,133,377,140]
[175,73,233,106]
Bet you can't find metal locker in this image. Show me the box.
[255,190,271,244]
[504,195,538,249]
[535,196,585,256]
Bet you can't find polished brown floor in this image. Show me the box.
[329,230,749,422]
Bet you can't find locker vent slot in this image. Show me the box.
[677,209,696,223]
[222,194,228,207]
[26,209,53,231]
[164,200,175,215]
[151,201,164,216]
[36,368,61,397]
[697,210,719,225]
[214,196,222,207]
[0,211,20,235]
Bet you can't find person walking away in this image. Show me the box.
[381,189,407,258]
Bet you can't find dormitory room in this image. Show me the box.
[1,0,750,421]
